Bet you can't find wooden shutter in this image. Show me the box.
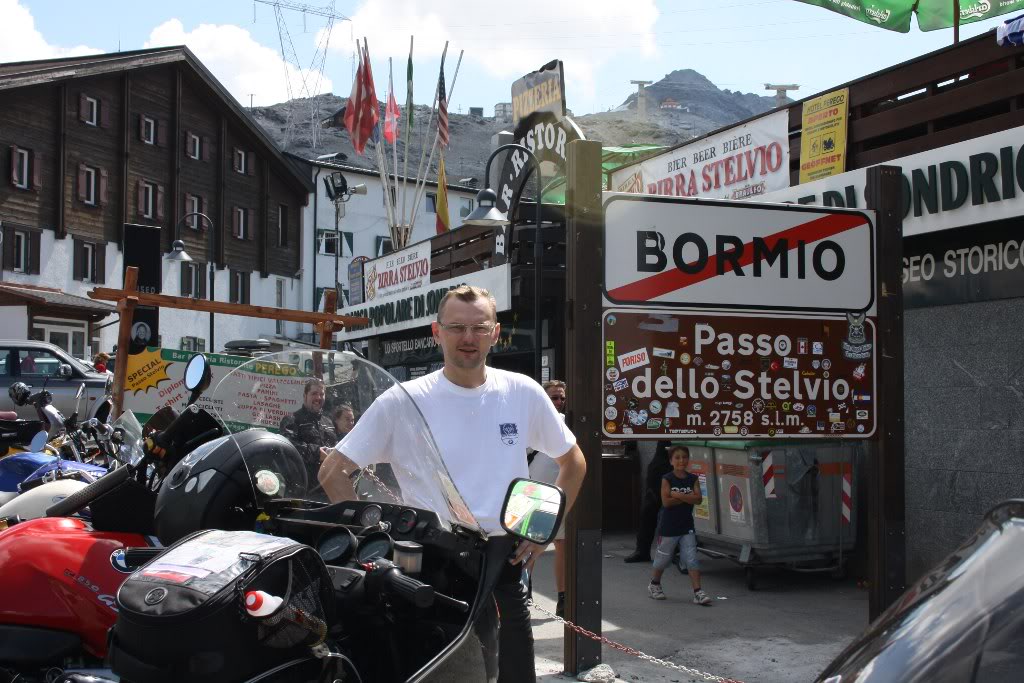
[201,136,210,162]
[243,273,249,304]
[198,263,207,298]
[184,129,191,155]
[95,243,106,284]
[2,225,14,270]
[77,164,87,202]
[28,232,40,274]
[157,120,167,148]
[73,239,83,280]
[200,196,208,227]
[232,207,240,237]
[137,114,145,142]
[8,145,17,186]
[247,208,255,240]
[78,93,88,122]
[229,270,238,303]
[343,232,353,256]
[246,152,254,176]
[136,180,145,216]
[156,185,165,220]
[31,151,41,191]
[231,148,239,172]
[98,168,108,205]
[180,262,192,297]
[99,100,110,128]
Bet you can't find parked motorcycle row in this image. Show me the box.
[0,350,562,683]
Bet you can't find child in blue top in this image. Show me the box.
[648,445,712,605]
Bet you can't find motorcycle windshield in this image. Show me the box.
[112,409,145,465]
[210,350,480,534]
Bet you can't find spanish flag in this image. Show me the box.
[436,153,450,234]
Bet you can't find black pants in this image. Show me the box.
[634,492,661,556]
[490,539,537,683]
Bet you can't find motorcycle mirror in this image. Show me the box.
[499,478,566,546]
[29,430,47,453]
[184,354,210,392]
[57,364,73,379]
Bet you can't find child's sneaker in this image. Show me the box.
[648,582,666,600]
[693,589,712,606]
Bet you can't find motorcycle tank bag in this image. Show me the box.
[109,529,334,683]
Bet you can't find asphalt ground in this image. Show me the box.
[529,533,868,683]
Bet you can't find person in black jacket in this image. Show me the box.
[280,378,338,475]
[624,440,673,563]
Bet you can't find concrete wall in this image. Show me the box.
[904,297,1024,580]
[0,305,29,337]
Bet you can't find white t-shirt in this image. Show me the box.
[338,368,576,535]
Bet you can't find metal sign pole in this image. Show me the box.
[866,165,906,619]
[564,139,604,674]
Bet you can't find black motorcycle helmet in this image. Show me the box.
[154,429,307,545]
[8,382,29,407]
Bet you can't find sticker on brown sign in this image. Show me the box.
[602,309,876,439]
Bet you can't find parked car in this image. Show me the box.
[816,499,1024,682]
[0,340,109,421]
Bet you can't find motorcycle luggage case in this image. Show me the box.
[109,529,333,683]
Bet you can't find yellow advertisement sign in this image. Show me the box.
[799,88,849,184]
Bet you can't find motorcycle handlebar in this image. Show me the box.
[45,464,131,518]
[384,566,434,609]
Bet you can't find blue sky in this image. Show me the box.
[2,0,1015,116]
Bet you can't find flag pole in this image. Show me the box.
[410,49,463,238]
[400,36,414,238]
[361,38,398,245]
[408,41,447,244]
[389,56,400,243]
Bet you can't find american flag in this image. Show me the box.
[437,62,448,148]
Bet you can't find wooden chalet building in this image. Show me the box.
[0,46,313,356]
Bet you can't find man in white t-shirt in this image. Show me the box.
[319,284,587,683]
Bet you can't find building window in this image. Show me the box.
[188,133,201,159]
[142,116,156,145]
[188,194,201,229]
[234,148,247,174]
[230,270,250,304]
[84,96,98,126]
[425,193,437,213]
[341,232,353,257]
[73,239,105,284]
[180,336,206,352]
[13,230,28,273]
[142,182,155,218]
[180,261,205,298]
[317,230,338,256]
[459,197,474,218]
[233,206,251,240]
[83,166,97,205]
[278,204,288,247]
[12,148,29,190]
[82,243,94,282]
[276,279,285,335]
[375,236,393,257]
[382,186,396,208]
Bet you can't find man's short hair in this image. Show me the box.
[668,445,690,458]
[304,377,326,395]
[437,285,498,323]
[542,380,566,391]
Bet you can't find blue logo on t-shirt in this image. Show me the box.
[499,423,519,446]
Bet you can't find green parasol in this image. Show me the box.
[792,0,1024,34]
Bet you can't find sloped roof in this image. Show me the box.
[0,46,313,194]
[0,283,115,314]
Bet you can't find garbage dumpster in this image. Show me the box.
[685,440,859,590]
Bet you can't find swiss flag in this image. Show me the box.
[383,87,400,144]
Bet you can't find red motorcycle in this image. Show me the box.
[0,355,237,683]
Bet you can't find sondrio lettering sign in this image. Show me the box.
[603,193,875,312]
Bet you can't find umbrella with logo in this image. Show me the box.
[792,0,1024,39]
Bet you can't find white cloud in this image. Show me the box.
[0,0,100,62]
[145,19,334,107]
[328,0,659,108]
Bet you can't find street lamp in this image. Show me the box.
[322,171,366,317]
[166,211,215,350]
[464,143,544,383]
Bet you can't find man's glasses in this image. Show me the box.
[550,396,566,402]
[438,322,495,336]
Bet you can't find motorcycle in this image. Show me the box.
[101,350,566,683]
[0,354,226,683]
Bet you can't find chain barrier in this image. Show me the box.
[528,599,744,683]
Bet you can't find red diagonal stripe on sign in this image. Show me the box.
[762,465,775,486]
[609,212,868,302]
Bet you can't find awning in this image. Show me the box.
[0,283,115,317]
